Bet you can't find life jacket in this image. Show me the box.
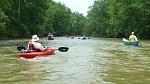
[129,35,137,41]
[28,42,41,52]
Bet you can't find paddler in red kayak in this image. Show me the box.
[27,35,47,52]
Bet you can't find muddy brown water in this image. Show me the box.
[0,37,149,84]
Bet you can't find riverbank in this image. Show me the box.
[0,39,29,47]
[0,37,48,47]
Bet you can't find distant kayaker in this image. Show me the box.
[71,35,74,39]
[48,33,54,40]
[27,35,46,52]
[48,33,51,37]
[129,32,138,41]
[83,35,86,39]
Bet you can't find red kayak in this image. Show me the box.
[18,48,55,58]
[48,38,54,40]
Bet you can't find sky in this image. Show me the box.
[53,0,95,16]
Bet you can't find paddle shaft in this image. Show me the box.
[17,46,69,52]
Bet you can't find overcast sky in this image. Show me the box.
[53,0,94,16]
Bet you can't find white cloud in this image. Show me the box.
[53,0,94,16]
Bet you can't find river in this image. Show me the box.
[0,37,149,84]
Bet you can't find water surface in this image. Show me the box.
[0,37,149,84]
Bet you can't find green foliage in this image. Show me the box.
[0,0,149,39]
[0,0,73,38]
[85,0,150,39]
[52,3,71,36]
[0,9,8,37]
[67,12,85,36]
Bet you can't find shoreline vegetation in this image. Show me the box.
[0,37,49,47]
[0,39,29,47]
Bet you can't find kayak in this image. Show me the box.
[82,37,86,40]
[123,38,138,46]
[18,48,55,58]
[48,38,54,40]
[82,37,90,40]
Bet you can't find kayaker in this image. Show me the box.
[48,33,52,38]
[48,33,54,40]
[129,32,138,41]
[82,35,86,39]
[27,35,46,52]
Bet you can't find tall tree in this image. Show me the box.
[0,9,8,38]
[52,3,71,36]
[84,0,150,39]
[67,12,85,36]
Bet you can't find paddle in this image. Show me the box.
[17,46,69,52]
[57,47,69,52]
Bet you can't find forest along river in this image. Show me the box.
[0,37,149,84]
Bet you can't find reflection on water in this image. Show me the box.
[0,37,150,84]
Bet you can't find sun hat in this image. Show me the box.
[31,35,39,42]
[131,32,134,35]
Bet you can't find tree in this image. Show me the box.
[67,12,85,36]
[84,0,150,39]
[0,9,8,38]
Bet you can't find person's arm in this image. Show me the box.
[129,35,131,41]
[135,36,138,41]
[27,41,32,50]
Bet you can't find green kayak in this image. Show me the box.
[123,38,138,46]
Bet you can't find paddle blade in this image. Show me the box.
[17,46,26,51]
[58,47,69,52]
